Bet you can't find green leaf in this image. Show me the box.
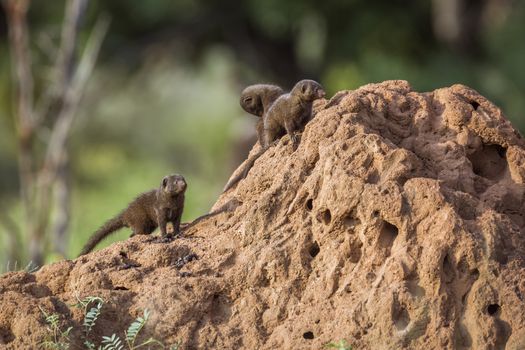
[100,334,124,350]
[125,309,150,346]
[325,339,352,350]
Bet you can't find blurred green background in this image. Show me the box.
[0,0,524,267]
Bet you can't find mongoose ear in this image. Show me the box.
[162,177,168,188]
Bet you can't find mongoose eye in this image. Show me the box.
[301,84,307,94]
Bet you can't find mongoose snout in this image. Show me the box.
[162,174,187,195]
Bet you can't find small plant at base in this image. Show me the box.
[325,339,353,350]
[82,297,104,334]
[100,334,124,350]
[101,309,179,350]
[71,296,104,349]
[25,260,40,273]
[125,309,151,348]
[42,296,178,350]
[39,306,73,350]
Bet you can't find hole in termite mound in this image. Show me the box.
[442,253,455,284]
[393,307,410,330]
[343,213,360,229]
[317,209,332,225]
[303,331,314,340]
[378,220,399,256]
[305,198,313,211]
[487,304,501,316]
[309,241,320,258]
[0,327,15,343]
[467,144,507,181]
[114,286,129,291]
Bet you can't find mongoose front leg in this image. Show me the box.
[156,208,170,240]
[173,211,182,236]
[284,119,298,148]
[263,129,273,149]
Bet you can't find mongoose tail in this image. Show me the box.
[79,215,124,256]
[223,148,265,192]
[184,198,242,230]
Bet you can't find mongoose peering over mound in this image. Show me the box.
[79,174,187,256]
[224,79,325,192]
[239,84,285,145]
[263,79,325,148]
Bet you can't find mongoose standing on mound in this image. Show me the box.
[223,80,325,192]
[79,174,187,256]
[262,79,325,148]
[240,84,284,145]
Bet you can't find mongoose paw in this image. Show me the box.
[160,235,175,243]
[291,134,301,150]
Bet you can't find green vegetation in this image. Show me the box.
[40,296,179,350]
[40,306,73,350]
[1,260,39,274]
[325,339,353,350]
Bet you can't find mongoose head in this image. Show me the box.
[291,80,326,102]
[160,174,187,196]
[240,84,284,117]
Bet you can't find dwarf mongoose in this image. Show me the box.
[240,84,284,144]
[223,80,325,192]
[79,174,187,256]
[262,79,325,147]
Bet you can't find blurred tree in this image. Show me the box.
[432,0,487,55]
[8,0,433,86]
[2,0,522,93]
[2,0,107,265]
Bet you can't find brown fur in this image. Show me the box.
[240,84,284,144]
[79,174,187,256]
[263,79,325,148]
[223,80,325,192]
